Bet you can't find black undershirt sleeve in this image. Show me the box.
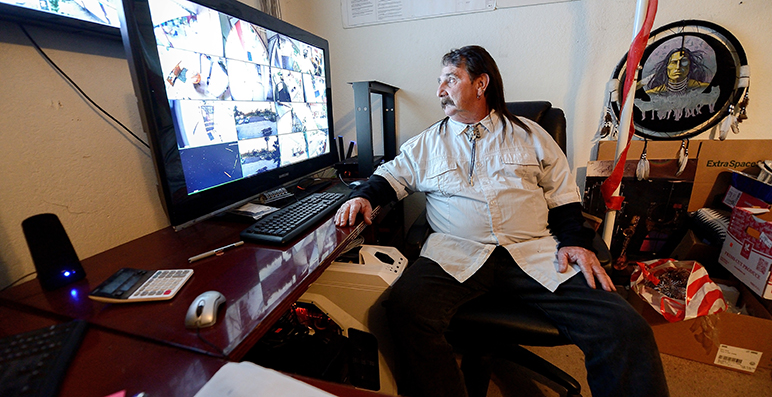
[547,202,596,252]
[347,174,398,208]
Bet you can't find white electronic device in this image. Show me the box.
[298,245,407,396]
[89,268,193,303]
[326,245,406,286]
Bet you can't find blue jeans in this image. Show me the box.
[386,247,669,397]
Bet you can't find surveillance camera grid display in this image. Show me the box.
[148,0,329,194]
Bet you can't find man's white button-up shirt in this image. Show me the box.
[374,111,582,291]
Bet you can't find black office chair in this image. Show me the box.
[402,101,611,397]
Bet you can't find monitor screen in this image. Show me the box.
[0,0,121,36]
[119,0,336,229]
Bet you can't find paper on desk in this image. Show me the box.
[194,362,336,397]
[231,203,278,220]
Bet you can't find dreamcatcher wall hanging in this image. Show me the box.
[600,20,750,180]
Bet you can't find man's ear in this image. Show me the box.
[477,73,490,95]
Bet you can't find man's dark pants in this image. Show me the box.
[386,246,669,397]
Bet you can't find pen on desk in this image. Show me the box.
[188,241,244,263]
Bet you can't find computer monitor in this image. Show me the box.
[0,0,120,36]
[118,0,337,229]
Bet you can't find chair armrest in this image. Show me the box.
[591,230,612,271]
[582,211,612,271]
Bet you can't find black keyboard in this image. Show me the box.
[0,319,88,397]
[240,192,347,244]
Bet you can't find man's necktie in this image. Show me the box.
[466,123,481,185]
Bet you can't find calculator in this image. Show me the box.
[88,268,194,303]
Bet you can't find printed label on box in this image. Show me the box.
[723,186,743,207]
[714,344,762,372]
[722,185,771,209]
[761,232,772,248]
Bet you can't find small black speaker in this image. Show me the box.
[21,213,86,290]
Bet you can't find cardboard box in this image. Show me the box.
[597,140,689,162]
[669,229,724,274]
[628,284,772,373]
[718,207,772,299]
[583,159,695,264]
[727,170,772,206]
[595,140,772,211]
[684,140,772,211]
[723,185,770,209]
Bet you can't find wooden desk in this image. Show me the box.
[0,202,368,360]
[1,305,226,397]
[0,306,387,397]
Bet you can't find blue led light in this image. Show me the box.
[63,271,72,277]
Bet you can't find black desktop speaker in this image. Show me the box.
[21,213,86,290]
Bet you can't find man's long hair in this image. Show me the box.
[439,45,530,133]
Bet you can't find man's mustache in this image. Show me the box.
[440,97,454,108]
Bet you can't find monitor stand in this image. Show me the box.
[337,81,398,178]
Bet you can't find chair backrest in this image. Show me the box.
[505,101,566,154]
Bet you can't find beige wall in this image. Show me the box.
[1,0,771,288]
[0,23,169,287]
[281,0,772,164]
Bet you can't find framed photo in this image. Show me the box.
[611,20,748,140]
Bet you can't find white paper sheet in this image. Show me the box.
[194,362,336,397]
[342,0,495,28]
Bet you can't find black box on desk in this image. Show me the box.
[333,156,384,178]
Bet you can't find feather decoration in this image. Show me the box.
[676,139,689,176]
[737,90,750,122]
[718,116,731,140]
[599,109,614,138]
[636,139,650,181]
[731,114,740,135]
[718,105,734,141]
[599,79,620,139]
[708,124,718,140]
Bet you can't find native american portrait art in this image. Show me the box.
[606,20,749,141]
[636,36,718,123]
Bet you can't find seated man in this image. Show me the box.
[334,45,669,397]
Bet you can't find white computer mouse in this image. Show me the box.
[185,290,226,329]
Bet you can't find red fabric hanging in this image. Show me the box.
[600,0,659,211]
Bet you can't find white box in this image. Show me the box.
[298,245,406,395]
[718,207,772,299]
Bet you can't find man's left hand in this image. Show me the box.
[557,246,616,292]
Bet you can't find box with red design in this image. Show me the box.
[718,207,772,300]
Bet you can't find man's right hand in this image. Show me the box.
[334,197,373,227]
